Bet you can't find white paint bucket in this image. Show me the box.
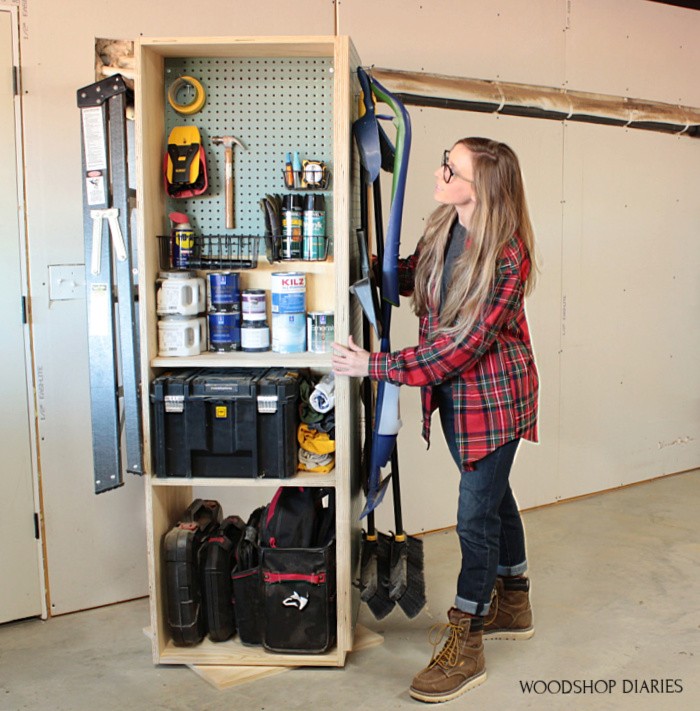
[271,312,306,353]
[157,315,206,356]
[156,271,205,316]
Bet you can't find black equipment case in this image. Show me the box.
[202,515,245,642]
[164,499,222,646]
[152,368,299,478]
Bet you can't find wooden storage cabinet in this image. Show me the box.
[135,36,363,668]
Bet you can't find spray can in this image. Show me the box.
[281,194,303,260]
[169,212,195,269]
[303,194,326,260]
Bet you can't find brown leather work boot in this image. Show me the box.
[483,576,534,640]
[409,608,487,703]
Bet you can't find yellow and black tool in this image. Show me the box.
[163,125,208,198]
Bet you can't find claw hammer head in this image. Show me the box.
[211,135,244,152]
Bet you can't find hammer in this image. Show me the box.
[211,135,244,229]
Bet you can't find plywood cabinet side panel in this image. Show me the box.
[146,483,193,662]
[136,42,167,474]
[331,36,360,656]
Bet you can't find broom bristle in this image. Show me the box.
[395,535,426,619]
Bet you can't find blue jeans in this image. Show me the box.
[436,384,527,616]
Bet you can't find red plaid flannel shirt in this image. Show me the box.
[368,233,539,470]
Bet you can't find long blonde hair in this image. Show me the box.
[412,137,537,342]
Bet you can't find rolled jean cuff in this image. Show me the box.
[497,560,528,577]
[455,594,491,617]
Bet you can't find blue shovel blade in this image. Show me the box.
[361,473,392,519]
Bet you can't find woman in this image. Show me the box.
[332,137,539,704]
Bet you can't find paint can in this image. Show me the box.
[156,271,206,316]
[241,288,267,321]
[241,320,271,352]
[302,194,327,261]
[271,312,306,353]
[270,272,306,314]
[208,271,240,312]
[208,312,241,352]
[306,311,335,353]
[157,315,206,357]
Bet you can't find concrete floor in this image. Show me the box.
[1,470,698,711]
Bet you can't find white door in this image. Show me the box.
[0,7,44,624]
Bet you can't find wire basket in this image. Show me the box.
[158,235,263,270]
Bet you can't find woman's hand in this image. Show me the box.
[332,335,371,378]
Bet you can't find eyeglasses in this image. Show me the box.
[442,149,474,184]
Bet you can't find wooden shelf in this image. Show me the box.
[151,351,333,369]
[150,470,336,487]
[158,637,342,667]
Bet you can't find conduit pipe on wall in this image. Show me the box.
[371,67,700,138]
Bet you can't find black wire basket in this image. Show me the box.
[158,235,264,270]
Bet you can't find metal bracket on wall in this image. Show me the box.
[77,74,143,493]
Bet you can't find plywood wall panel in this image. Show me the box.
[559,122,700,499]
[565,0,700,106]
[339,0,567,88]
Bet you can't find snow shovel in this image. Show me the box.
[353,67,381,182]
[349,226,382,339]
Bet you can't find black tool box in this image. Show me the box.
[151,368,300,478]
[203,515,246,642]
[164,499,222,646]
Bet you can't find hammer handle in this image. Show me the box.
[224,146,234,229]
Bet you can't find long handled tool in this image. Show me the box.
[352,67,425,617]
[388,447,426,617]
[211,135,244,229]
[355,165,394,619]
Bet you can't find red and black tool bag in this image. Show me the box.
[259,487,336,653]
[231,506,265,646]
[163,499,222,647]
[260,539,336,654]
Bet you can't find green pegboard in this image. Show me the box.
[163,56,334,243]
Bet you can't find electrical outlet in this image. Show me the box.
[48,264,85,301]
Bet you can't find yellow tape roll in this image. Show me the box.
[167,75,206,115]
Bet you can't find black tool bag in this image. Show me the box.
[202,515,245,642]
[163,499,222,646]
[259,487,337,654]
[231,506,265,646]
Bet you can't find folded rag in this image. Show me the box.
[297,423,335,454]
[298,448,335,473]
[309,373,335,414]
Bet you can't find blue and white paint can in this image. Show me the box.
[208,312,241,352]
[270,272,306,314]
[208,271,240,312]
[271,312,306,353]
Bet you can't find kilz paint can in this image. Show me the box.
[208,271,240,312]
[272,312,306,353]
[241,288,267,321]
[307,311,334,353]
[270,272,306,314]
[208,312,241,352]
